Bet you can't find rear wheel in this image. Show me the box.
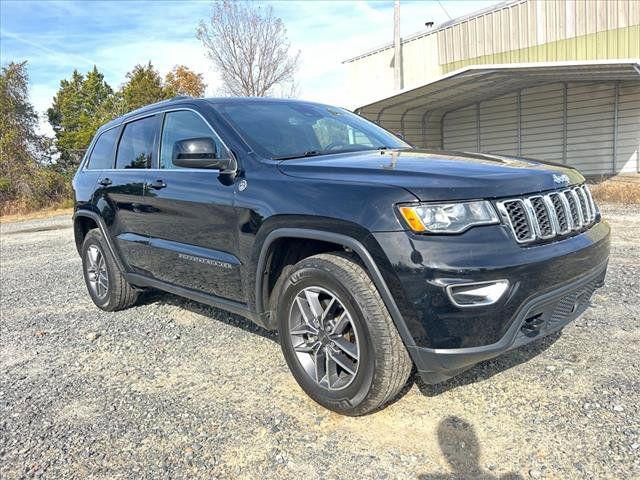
[277,253,412,415]
[81,229,139,311]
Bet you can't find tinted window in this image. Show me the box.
[116,116,156,169]
[159,110,227,169]
[216,102,408,159]
[86,128,118,169]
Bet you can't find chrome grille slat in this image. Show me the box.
[529,196,555,238]
[584,185,597,222]
[568,189,585,228]
[497,183,598,244]
[548,193,571,234]
[575,187,591,223]
[498,199,535,242]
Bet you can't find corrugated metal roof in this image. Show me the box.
[342,0,521,64]
[356,60,640,120]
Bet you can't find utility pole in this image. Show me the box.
[394,0,402,91]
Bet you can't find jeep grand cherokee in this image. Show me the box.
[73,97,609,415]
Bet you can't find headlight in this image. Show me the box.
[398,201,499,233]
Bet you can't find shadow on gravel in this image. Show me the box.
[137,290,278,341]
[419,416,524,479]
[415,332,561,397]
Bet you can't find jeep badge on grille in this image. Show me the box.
[553,174,570,185]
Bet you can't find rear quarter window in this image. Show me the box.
[86,128,119,170]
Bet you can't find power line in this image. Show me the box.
[437,0,453,20]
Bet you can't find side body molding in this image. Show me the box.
[255,228,416,348]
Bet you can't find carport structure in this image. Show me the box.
[356,60,640,176]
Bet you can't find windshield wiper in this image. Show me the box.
[273,150,322,161]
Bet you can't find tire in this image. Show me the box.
[81,229,139,311]
[276,252,412,415]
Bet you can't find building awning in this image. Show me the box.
[356,60,640,122]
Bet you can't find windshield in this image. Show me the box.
[215,101,409,159]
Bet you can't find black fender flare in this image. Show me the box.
[255,228,416,348]
[73,210,126,273]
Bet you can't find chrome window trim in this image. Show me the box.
[82,107,235,173]
[81,123,121,170]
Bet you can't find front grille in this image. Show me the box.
[502,200,533,241]
[497,184,598,244]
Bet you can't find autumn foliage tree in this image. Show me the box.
[165,65,206,97]
[197,0,300,97]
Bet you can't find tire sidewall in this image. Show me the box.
[277,261,376,413]
[81,232,115,310]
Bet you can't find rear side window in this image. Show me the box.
[86,128,118,169]
[159,110,227,169]
[116,116,157,169]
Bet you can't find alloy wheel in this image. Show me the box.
[288,286,360,390]
[86,245,109,299]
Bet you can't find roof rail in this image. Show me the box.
[171,95,192,100]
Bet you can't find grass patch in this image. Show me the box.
[0,199,74,223]
[589,179,640,204]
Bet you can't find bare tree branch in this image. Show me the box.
[197,0,300,97]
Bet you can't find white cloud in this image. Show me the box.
[3,0,500,136]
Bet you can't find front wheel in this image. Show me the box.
[277,253,412,415]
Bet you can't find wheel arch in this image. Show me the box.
[255,228,415,348]
[73,210,125,272]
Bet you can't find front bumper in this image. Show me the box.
[367,219,610,383]
[408,261,606,383]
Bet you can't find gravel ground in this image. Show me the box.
[1,204,638,479]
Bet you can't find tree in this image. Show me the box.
[121,62,168,111]
[1,61,69,214]
[197,0,300,97]
[164,65,206,97]
[1,61,41,192]
[47,66,113,173]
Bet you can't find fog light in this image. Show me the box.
[446,280,509,307]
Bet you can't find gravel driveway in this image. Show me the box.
[1,204,638,479]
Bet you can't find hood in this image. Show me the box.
[277,149,584,201]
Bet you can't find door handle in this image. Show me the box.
[98,177,112,186]
[146,179,167,190]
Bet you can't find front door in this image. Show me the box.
[137,109,243,302]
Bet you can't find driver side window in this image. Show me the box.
[159,110,226,169]
[312,118,375,150]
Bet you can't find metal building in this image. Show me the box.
[346,0,640,176]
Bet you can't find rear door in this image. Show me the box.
[137,109,243,301]
[100,114,159,273]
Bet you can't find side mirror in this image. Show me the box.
[172,137,232,170]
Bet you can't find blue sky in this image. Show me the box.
[1,0,497,135]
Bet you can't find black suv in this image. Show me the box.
[73,97,609,415]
